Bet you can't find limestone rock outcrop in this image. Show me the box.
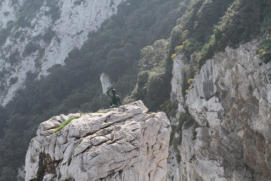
[169,41,271,181]
[25,101,171,181]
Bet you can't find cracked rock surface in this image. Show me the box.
[25,101,171,181]
[184,41,271,181]
[169,41,271,181]
[168,41,271,181]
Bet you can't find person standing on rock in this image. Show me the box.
[106,88,121,107]
[100,73,121,108]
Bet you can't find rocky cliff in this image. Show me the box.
[0,1,183,180]
[25,101,171,181]
[169,41,271,181]
[0,0,125,106]
[3,0,271,180]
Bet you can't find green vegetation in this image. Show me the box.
[180,112,194,129]
[262,0,271,29]
[1,0,271,179]
[54,116,80,133]
[171,53,177,60]
[17,0,44,27]
[170,0,234,62]
[166,0,235,96]
[130,39,172,110]
[194,0,271,67]
[0,0,183,179]
[170,111,194,162]
[167,0,271,100]
[184,78,194,95]
[95,110,107,114]
[257,39,271,63]
[160,100,178,118]
[197,0,263,66]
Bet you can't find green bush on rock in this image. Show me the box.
[257,39,271,63]
[54,116,81,133]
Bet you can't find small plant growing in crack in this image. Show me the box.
[54,116,81,133]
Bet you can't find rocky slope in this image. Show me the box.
[0,0,125,106]
[169,41,271,181]
[25,101,171,181]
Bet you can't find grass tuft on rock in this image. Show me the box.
[54,116,80,133]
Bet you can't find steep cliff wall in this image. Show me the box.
[170,41,271,181]
[25,101,171,181]
[0,0,125,106]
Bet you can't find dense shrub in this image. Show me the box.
[198,0,271,66]
[130,39,171,110]
[257,39,271,63]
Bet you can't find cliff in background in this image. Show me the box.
[0,0,125,106]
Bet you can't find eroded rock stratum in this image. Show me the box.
[25,101,171,181]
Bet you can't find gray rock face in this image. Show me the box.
[170,54,189,114]
[25,101,171,181]
[173,41,271,181]
[167,54,188,181]
[0,0,125,106]
[168,41,271,181]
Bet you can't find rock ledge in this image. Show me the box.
[25,101,171,181]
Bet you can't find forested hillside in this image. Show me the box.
[129,0,271,180]
[0,0,186,180]
[131,0,271,112]
[1,0,271,180]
